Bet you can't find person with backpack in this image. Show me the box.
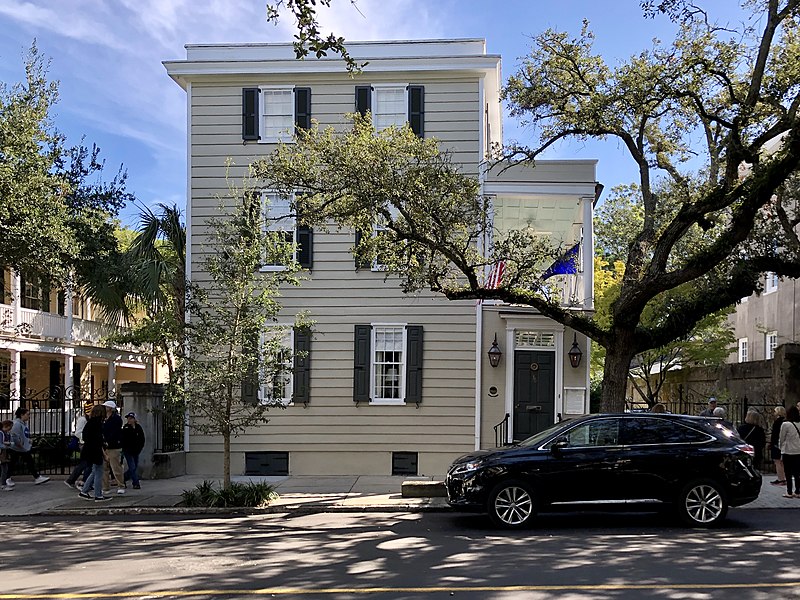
[778,404,800,499]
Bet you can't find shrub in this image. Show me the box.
[180,480,277,508]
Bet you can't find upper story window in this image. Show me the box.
[261,191,296,270]
[242,86,311,143]
[355,84,425,137]
[738,338,748,363]
[765,272,779,294]
[766,331,778,360]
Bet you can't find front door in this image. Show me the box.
[513,350,555,442]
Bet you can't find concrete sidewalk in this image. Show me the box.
[0,473,797,517]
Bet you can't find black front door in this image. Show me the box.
[513,350,555,442]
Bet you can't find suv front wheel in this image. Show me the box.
[677,479,728,527]
[488,479,537,529]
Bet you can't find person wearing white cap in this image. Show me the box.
[101,400,126,495]
[699,397,717,417]
[121,412,145,490]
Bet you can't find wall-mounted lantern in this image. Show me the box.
[487,334,503,368]
[568,333,583,369]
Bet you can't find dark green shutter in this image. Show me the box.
[297,227,313,269]
[242,88,260,140]
[355,86,372,117]
[353,324,372,404]
[241,332,259,405]
[293,328,311,405]
[295,87,312,131]
[406,325,423,405]
[408,86,425,137]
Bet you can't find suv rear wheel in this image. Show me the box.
[488,479,537,528]
[678,479,728,527]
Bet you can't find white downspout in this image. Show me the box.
[183,81,192,454]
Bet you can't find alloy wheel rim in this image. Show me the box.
[685,484,723,523]
[494,486,533,525]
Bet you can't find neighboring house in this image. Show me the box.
[164,39,597,477]
[0,268,157,411]
[729,272,799,363]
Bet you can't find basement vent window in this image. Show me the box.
[245,451,289,476]
[392,451,418,476]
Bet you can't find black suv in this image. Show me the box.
[445,413,761,528]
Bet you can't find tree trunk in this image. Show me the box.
[223,431,231,490]
[600,337,637,413]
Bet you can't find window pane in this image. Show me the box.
[622,418,708,445]
[262,89,293,140]
[565,419,619,447]
[373,326,404,400]
[374,87,406,130]
[263,193,296,267]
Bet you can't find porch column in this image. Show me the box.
[582,196,595,311]
[65,285,74,342]
[11,271,20,327]
[107,360,117,396]
[10,349,21,411]
[64,353,74,405]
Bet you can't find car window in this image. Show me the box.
[563,419,620,447]
[622,417,709,445]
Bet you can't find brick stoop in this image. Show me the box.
[401,480,447,498]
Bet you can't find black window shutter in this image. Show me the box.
[297,226,313,269]
[355,85,372,117]
[295,87,312,131]
[405,325,423,405]
[293,327,311,405]
[241,331,259,405]
[242,88,260,141]
[354,230,370,269]
[353,324,372,404]
[408,85,425,137]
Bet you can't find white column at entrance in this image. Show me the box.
[107,360,117,397]
[65,353,74,403]
[10,349,21,411]
[65,284,74,342]
[11,271,20,328]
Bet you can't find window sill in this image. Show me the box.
[369,398,406,406]
[258,138,296,144]
[260,265,289,272]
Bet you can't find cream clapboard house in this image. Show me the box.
[164,39,598,477]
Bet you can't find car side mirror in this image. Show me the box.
[551,438,569,455]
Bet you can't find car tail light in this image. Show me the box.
[736,444,755,457]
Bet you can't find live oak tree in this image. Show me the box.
[184,181,307,488]
[1,44,134,300]
[255,1,800,412]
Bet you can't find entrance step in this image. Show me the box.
[401,480,446,498]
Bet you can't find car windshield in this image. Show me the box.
[517,420,570,448]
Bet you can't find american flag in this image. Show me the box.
[485,260,506,289]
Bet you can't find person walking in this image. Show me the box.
[737,409,767,470]
[121,412,145,490]
[64,407,91,489]
[6,407,50,487]
[778,404,800,499]
[1,419,13,491]
[770,406,787,486]
[101,401,126,495]
[78,404,112,502]
[699,397,718,417]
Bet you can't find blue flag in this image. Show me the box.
[542,243,580,280]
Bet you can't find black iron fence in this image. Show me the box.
[152,404,185,453]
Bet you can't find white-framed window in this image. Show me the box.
[259,86,295,143]
[515,330,557,349]
[261,191,296,270]
[738,338,748,363]
[371,324,406,405]
[372,84,407,131]
[765,272,779,294]
[371,206,399,271]
[260,328,293,406]
[765,331,778,360]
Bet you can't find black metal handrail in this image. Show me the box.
[494,413,510,447]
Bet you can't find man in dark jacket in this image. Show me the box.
[122,412,145,490]
[101,401,125,495]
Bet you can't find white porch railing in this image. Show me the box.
[72,318,118,344]
[18,307,69,339]
[0,304,13,332]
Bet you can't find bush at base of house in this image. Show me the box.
[180,480,278,508]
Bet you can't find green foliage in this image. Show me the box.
[265,0,364,73]
[180,480,278,508]
[0,43,133,288]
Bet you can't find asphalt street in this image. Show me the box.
[2,508,799,600]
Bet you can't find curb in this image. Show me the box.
[41,502,455,517]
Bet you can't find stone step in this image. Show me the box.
[401,480,447,498]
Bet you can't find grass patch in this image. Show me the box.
[180,480,278,508]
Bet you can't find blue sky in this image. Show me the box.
[0,0,738,227]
